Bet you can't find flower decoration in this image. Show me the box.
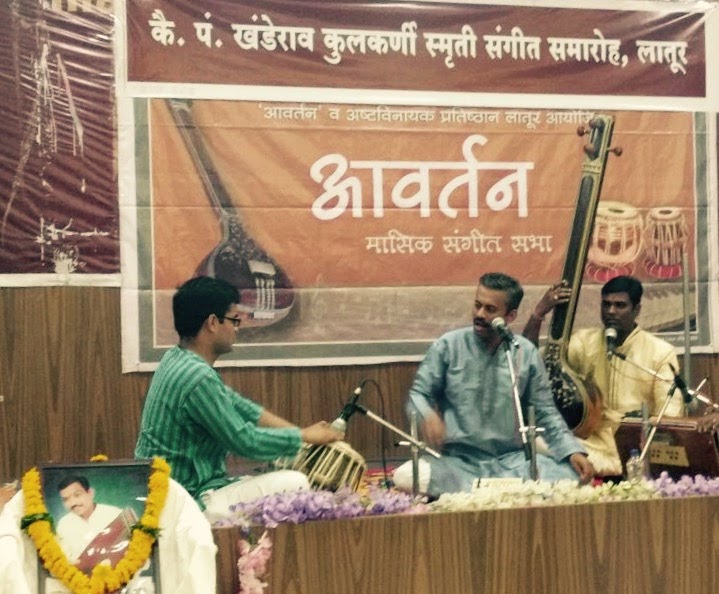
[89,454,109,463]
[428,478,661,513]
[218,474,719,591]
[652,472,719,497]
[220,486,425,593]
[20,457,170,594]
[237,530,272,594]
[223,486,426,531]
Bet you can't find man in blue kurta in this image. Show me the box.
[393,272,593,497]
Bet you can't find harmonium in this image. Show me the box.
[614,416,719,480]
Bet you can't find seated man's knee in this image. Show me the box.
[392,459,430,493]
[274,469,310,491]
[392,461,413,492]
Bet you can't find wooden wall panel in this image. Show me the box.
[1,286,718,484]
[0,287,150,478]
[0,287,418,481]
[213,495,719,594]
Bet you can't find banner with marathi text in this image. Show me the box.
[118,0,719,369]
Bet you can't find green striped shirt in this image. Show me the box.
[135,346,302,503]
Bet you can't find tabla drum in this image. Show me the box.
[290,441,367,492]
[643,206,688,279]
[587,201,643,270]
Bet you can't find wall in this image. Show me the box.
[0,286,417,481]
[1,286,717,482]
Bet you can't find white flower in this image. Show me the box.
[428,479,661,513]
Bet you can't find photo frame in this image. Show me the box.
[37,459,161,594]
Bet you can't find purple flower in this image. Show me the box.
[651,472,719,498]
[223,486,426,530]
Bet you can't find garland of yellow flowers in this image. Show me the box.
[20,455,170,594]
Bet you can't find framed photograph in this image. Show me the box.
[38,460,161,594]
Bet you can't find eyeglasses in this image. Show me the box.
[219,315,242,328]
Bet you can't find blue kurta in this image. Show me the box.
[407,327,585,495]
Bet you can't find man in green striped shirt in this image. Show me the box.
[135,276,341,522]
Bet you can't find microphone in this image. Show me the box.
[491,317,519,348]
[604,327,618,360]
[669,363,698,412]
[330,384,363,434]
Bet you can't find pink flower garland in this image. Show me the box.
[228,487,426,593]
[237,531,272,594]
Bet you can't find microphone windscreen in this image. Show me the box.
[330,417,347,434]
[491,317,507,331]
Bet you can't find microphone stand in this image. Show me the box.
[609,353,715,470]
[410,411,420,496]
[500,340,541,480]
[526,405,540,482]
[689,377,717,410]
[639,375,679,468]
[351,403,442,460]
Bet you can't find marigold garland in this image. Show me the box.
[21,457,170,594]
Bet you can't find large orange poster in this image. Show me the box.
[123,99,713,367]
